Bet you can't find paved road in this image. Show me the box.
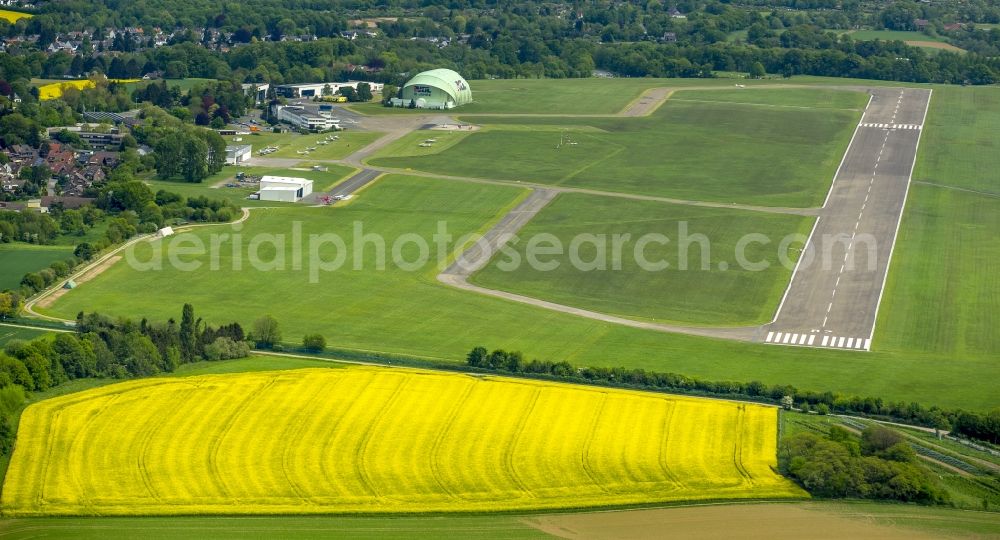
[441,189,559,277]
[300,168,382,205]
[761,87,932,351]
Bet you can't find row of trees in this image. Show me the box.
[781,425,949,503]
[465,346,1000,445]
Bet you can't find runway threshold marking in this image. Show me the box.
[764,331,870,350]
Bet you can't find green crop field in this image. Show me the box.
[0,515,547,539]
[0,500,995,539]
[0,244,74,290]
[847,30,945,42]
[471,193,813,326]
[144,163,357,206]
[33,173,999,410]
[0,325,54,346]
[372,90,863,207]
[242,130,383,160]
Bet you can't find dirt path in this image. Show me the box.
[525,503,939,540]
[906,40,965,52]
[36,255,121,309]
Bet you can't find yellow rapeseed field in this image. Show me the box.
[0,9,31,23]
[37,80,94,100]
[1,367,806,516]
[37,79,142,100]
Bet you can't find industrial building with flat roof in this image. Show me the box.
[275,81,385,98]
[275,106,340,131]
[390,69,472,110]
[257,176,313,202]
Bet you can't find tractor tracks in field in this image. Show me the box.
[427,382,478,503]
[353,376,410,500]
[206,377,279,498]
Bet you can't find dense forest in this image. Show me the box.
[0,0,997,86]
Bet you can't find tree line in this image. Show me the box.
[465,346,1000,446]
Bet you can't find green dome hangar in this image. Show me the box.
[393,69,472,110]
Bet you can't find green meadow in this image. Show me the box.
[876,186,999,357]
[914,86,1000,192]
[472,193,813,326]
[0,325,55,347]
[371,89,864,207]
[875,86,1000,359]
[667,88,868,110]
[39,175,998,410]
[0,244,74,291]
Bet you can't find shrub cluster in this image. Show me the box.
[466,346,1000,446]
[780,425,949,504]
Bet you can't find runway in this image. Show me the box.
[762,87,932,351]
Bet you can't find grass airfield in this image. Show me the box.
[37,170,999,410]
[5,77,1000,535]
[471,192,813,326]
[371,88,865,207]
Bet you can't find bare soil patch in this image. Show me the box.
[905,40,965,52]
[37,255,121,309]
[525,503,936,540]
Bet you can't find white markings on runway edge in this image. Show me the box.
[764,331,869,350]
